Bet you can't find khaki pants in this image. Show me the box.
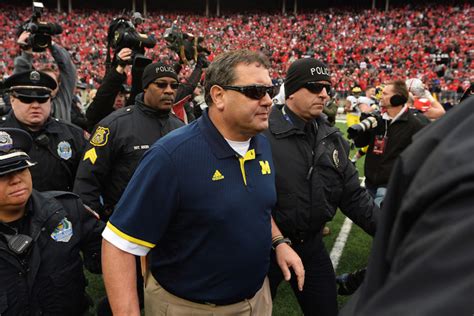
[144,272,272,316]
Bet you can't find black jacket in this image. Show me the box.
[73,95,185,218]
[353,109,426,187]
[340,93,474,316]
[0,190,104,316]
[0,114,86,192]
[264,106,378,241]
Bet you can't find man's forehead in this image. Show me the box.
[233,63,271,83]
[155,77,178,83]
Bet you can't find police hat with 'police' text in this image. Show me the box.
[4,70,57,98]
[0,128,37,176]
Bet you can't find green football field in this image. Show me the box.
[84,122,373,315]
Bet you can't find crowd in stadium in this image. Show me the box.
[0,3,472,94]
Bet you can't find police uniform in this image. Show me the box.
[2,70,86,192]
[73,63,185,218]
[102,109,276,306]
[0,128,104,316]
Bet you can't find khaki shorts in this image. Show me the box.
[144,272,272,316]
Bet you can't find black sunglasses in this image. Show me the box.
[221,85,279,100]
[14,95,50,104]
[304,82,332,96]
[152,81,180,90]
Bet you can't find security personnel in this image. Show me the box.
[1,70,86,192]
[264,58,379,316]
[73,62,184,220]
[0,127,103,316]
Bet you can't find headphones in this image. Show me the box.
[390,94,408,107]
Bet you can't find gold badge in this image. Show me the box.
[90,126,110,147]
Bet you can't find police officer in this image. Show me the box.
[0,127,103,316]
[1,70,86,192]
[73,62,184,220]
[263,58,379,316]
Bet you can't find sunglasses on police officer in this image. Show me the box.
[221,85,280,100]
[152,81,180,90]
[303,82,332,96]
[13,94,51,104]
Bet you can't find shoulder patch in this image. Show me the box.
[90,126,110,147]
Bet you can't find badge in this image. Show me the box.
[373,135,387,155]
[90,126,110,147]
[50,218,73,242]
[30,70,41,82]
[57,141,72,160]
[0,131,13,153]
[332,149,340,168]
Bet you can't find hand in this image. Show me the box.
[17,31,32,52]
[116,48,133,72]
[275,243,305,291]
[423,89,435,102]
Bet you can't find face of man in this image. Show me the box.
[287,80,331,121]
[366,87,376,98]
[215,62,273,140]
[380,84,395,108]
[113,92,126,110]
[0,169,32,219]
[10,95,52,131]
[143,77,178,110]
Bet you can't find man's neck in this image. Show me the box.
[208,107,252,142]
[0,207,26,223]
[386,106,404,118]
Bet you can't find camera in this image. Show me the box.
[347,111,382,139]
[163,23,210,66]
[21,2,63,52]
[107,12,156,68]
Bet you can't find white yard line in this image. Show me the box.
[330,217,353,270]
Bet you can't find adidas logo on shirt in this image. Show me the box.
[212,170,224,181]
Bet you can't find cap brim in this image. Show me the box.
[0,151,37,176]
[11,88,52,98]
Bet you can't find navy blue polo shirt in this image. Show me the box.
[103,109,276,305]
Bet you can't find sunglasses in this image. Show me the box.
[14,95,51,104]
[303,82,333,96]
[221,85,279,100]
[152,82,180,90]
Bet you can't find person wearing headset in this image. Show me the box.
[352,80,427,206]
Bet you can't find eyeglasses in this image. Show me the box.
[221,85,279,100]
[14,95,51,104]
[152,81,180,90]
[303,82,333,96]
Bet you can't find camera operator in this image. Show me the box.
[350,80,427,206]
[15,30,77,122]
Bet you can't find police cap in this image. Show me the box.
[4,70,57,98]
[0,128,37,176]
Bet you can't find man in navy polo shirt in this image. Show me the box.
[101,49,302,316]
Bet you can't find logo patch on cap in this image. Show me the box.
[30,71,41,82]
[310,67,330,77]
[57,141,73,160]
[0,132,13,153]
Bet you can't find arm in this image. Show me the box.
[102,239,140,316]
[50,43,77,121]
[271,217,305,291]
[422,90,445,120]
[339,139,379,236]
[86,53,129,131]
[13,32,34,74]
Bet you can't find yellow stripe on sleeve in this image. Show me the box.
[106,222,156,248]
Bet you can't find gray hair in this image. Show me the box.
[204,49,270,106]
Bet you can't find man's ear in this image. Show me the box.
[210,85,225,111]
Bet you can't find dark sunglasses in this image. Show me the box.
[14,95,50,104]
[221,85,279,100]
[304,82,333,96]
[152,81,180,90]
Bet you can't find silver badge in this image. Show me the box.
[50,218,73,243]
[57,141,73,160]
[30,71,41,82]
[0,131,13,153]
[333,149,340,168]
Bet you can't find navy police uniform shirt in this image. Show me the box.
[103,109,276,305]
